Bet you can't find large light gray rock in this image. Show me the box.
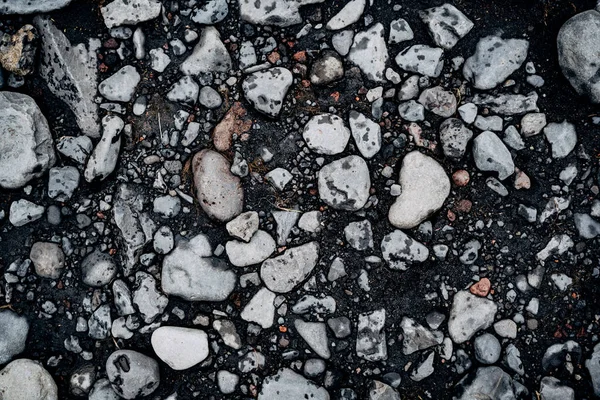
[471,92,539,116]
[35,16,100,138]
[472,131,515,180]
[543,120,577,158]
[347,23,388,82]
[356,309,387,361]
[191,0,229,24]
[0,92,55,190]
[0,359,58,400]
[539,376,575,400]
[294,320,330,359]
[98,66,140,102]
[241,287,276,329]
[318,155,370,211]
[448,291,498,344]
[101,0,162,29]
[381,229,429,270]
[242,67,292,117]
[192,149,244,222]
[239,0,325,27]
[84,115,123,182]
[260,242,319,293]
[388,151,449,229]
[395,45,444,78]
[557,9,600,103]
[9,199,45,227]
[226,230,276,267]
[349,111,381,159]
[181,27,231,75]
[0,0,73,14]
[105,350,159,399]
[30,242,64,279]
[0,310,29,365]
[162,234,236,301]
[303,113,350,155]
[456,367,526,400]
[463,36,529,90]
[419,3,473,49]
[258,368,329,399]
[326,0,365,30]
[151,327,209,370]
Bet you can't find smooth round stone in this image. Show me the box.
[29,242,65,279]
[388,151,450,229]
[318,155,370,211]
[0,310,29,364]
[302,113,350,155]
[0,359,58,400]
[151,327,209,370]
[105,350,160,399]
[474,333,502,364]
[81,250,117,287]
[225,230,276,267]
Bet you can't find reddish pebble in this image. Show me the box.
[514,168,531,190]
[103,38,119,49]
[470,278,491,297]
[452,170,470,186]
[447,210,456,221]
[293,51,307,62]
[267,51,280,64]
[454,199,472,213]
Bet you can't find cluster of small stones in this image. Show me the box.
[0,0,599,399]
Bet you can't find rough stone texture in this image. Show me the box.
[543,120,577,158]
[463,35,529,90]
[381,229,429,270]
[258,368,329,399]
[294,320,331,359]
[557,9,600,103]
[0,92,55,189]
[0,359,58,400]
[151,327,209,370]
[326,0,365,30]
[35,16,100,137]
[242,67,292,117]
[0,310,29,365]
[419,3,474,49]
[318,155,370,211]
[0,0,72,14]
[98,66,140,102]
[260,242,319,293]
[84,115,123,182]
[192,149,244,222]
[349,111,382,159]
[303,113,351,155]
[213,102,252,151]
[456,367,525,400]
[181,27,232,75]
[226,230,276,266]
[105,350,160,399]
[356,309,387,361]
[162,234,236,301]
[101,0,162,29]
[472,131,515,180]
[0,25,38,76]
[395,45,444,78]
[30,242,65,279]
[418,86,457,117]
[347,23,388,82]
[587,343,600,396]
[440,118,474,159]
[448,291,498,344]
[241,287,276,329]
[388,151,450,229]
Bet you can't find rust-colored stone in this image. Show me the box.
[470,278,491,297]
[452,170,470,186]
[212,102,252,152]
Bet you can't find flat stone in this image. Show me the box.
[332,30,353,56]
[389,18,414,44]
[369,380,400,400]
[544,120,577,158]
[419,3,473,49]
[226,230,276,266]
[239,0,324,27]
[349,111,382,158]
[0,310,29,365]
[81,250,117,287]
[381,229,429,270]
[217,371,239,394]
[557,9,600,103]
[344,219,373,250]
[149,48,171,73]
[472,131,515,180]
[167,76,199,105]
[539,376,575,400]
[181,27,231,75]
[242,67,292,117]
[318,155,370,211]
[0,92,55,189]
[101,0,161,28]
[463,35,529,90]
[192,149,244,222]
[294,320,330,359]
[0,0,73,14]
[410,352,435,381]
[356,309,387,361]
[241,287,276,329]
[388,151,450,229]
[48,166,80,201]
[298,211,322,233]
[30,242,64,279]
[151,327,209,370]
[9,199,45,227]
[191,0,229,24]
[198,86,222,109]
[258,368,328,400]
[272,210,300,245]
[520,113,547,137]
[0,359,58,400]
[471,92,539,116]
[98,66,140,102]
[265,168,292,190]
[105,350,160,399]
[260,242,319,293]
[448,290,498,344]
[56,136,93,164]
[348,23,388,82]
[326,0,365,30]
[456,367,525,400]
[162,234,236,301]
[400,317,443,355]
[418,86,457,117]
[395,45,444,78]
[153,226,174,255]
[153,195,181,219]
[303,113,351,155]
[226,211,259,242]
[398,100,425,121]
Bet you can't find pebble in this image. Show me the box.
[418,86,457,117]
[457,367,525,399]
[388,18,414,44]
[180,26,231,75]
[81,250,117,287]
[310,51,344,85]
[265,167,293,190]
[105,350,160,399]
[539,376,575,400]
[344,219,373,250]
[326,0,365,30]
[395,45,444,78]
[298,211,322,233]
[474,333,501,364]
[241,287,276,329]
[419,3,473,49]
[332,30,353,56]
[84,115,123,182]
[574,213,600,239]
[398,100,425,121]
[98,65,140,102]
[318,155,370,211]
[151,327,209,370]
[226,211,259,242]
[381,229,429,270]
[400,317,443,355]
[587,343,600,396]
[0,310,29,364]
[191,0,228,24]
[30,242,65,279]
[258,368,329,400]
[543,120,577,158]
[226,230,276,266]
[167,76,200,104]
[448,290,498,344]
[347,23,388,82]
[198,86,222,109]
[0,359,58,400]
[217,370,239,394]
[101,0,162,28]
[494,319,518,338]
[472,131,515,180]
[356,309,387,361]
[260,242,319,293]
[389,151,450,229]
[294,320,330,359]
[520,112,547,137]
[242,67,292,117]
[440,118,474,159]
[349,111,382,158]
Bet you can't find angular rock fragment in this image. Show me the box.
[472,131,515,180]
[326,0,366,30]
[463,36,529,90]
[84,115,124,182]
[258,368,328,400]
[239,0,324,27]
[470,92,539,115]
[98,66,140,102]
[181,27,232,75]
[544,121,577,158]
[241,287,276,329]
[35,16,100,137]
[0,92,55,190]
[448,291,498,344]
[162,234,236,301]
[101,0,162,29]
[242,67,292,117]
[388,151,450,229]
[357,309,387,361]
[1,0,73,14]
[318,155,370,211]
[395,45,444,78]
[260,242,319,293]
[456,367,527,400]
[133,272,168,323]
[400,317,443,355]
[167,76,199,105]
[192,149,244,222]
[310,51,344,85]
[48,166,79,201]
[381,229,429,270]
[226,211,259,242]
[294,320,331,359]
[439,118,473,159]
[226,230,276,266]
[389,18,413,44]
[9,199,45,227]
[349,111,381,159]
[348,23,388,82]
[419,4,474,49]
[105,350,160,399]
[0,310,29,365]
[191,0,229,24]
